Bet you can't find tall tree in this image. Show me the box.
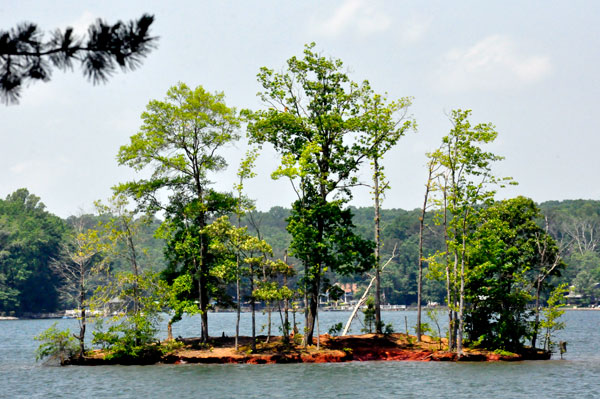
[116,82,240,341]
[95,194,157,344]
[530,217,564,349]
[416,156,441,341]
[51,220,107,358]
[233,149,258,350]
[466,197,560,351]
[1,14,157,104]
[359,91,414,333]
[203,215,273,351]
[431,110,510,355]
[247,43,375,343]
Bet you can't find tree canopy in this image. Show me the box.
[465,196,563,351]
[247,43,379,342]
[0,188,67,314]
[116,82,241,341]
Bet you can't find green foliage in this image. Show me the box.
[416,322,432,336]
[288,198,374,278]
[328,322,343,336]
[572,270,599,305]
[247,43,387,340]
[91,270,163,359]
[383,323,394,335]
[540,283,568,352]
[362,297,376,333]
[116,82,241,340]
[35,323,79,364]
[426,308,444,349]
[465,197,562,351]
[163,273,200,329]
[92,314,160,360]
[493,348,516,357]
[426,111,516,353]
[159,339,184,355]
[0,189,67,314]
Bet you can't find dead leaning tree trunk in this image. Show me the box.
[342,244,398,336]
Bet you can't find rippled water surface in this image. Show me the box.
[2,310,599,398]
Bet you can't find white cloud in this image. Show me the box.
[310,0,391,37]
[398,14,433,45]
[433,35,552,92]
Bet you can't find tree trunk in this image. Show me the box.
[417,166,432,342]
[303,261,309,348]
[532,279,542,349]
[457,225,467,357]
[283,254,290,344]
[126,228,140,345]
[266,302,272,343]
[235,261,241,351]
[78,273,86,358]
[197,251,209,342]
[342,245,397,336]
[342,277,374,336]
[316,309,320,350]
[305,271,320,345]
[443,189,455,351]
[284,296,290,344]
[374,156,382,334]
[251,272,256,351]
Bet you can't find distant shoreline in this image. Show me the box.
[2,306,598,320]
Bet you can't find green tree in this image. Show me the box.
[572,270,599,305]
[358,90,414,333]
[465,197,560,351]
[233,149,258,350]
[162,273,199,341]
[116,82,240,341]
[247,43,375,343]
[252,257,296,344]
[540,283,568,352]
[203,215,273,350]
[1,14,157,104]
[0,189,67,315]
[91,270,164,360]
[94,194,165,348]
[529,217,564,349]
[35,322,79,365]
[50,220,107,357]
[416,156,441,341]
[429,110,511,355]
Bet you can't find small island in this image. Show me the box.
[25,45,572,370]
[67,333,550,366]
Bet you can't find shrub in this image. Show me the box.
[35,323,79,365]
[92,314,160,360]
[328,322,343,336]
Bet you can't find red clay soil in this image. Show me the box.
[74,333,550,365]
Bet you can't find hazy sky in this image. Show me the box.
[2,1,599,218]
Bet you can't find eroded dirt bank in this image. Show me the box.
[71,333,551,365]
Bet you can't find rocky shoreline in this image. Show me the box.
[68,333,551,366]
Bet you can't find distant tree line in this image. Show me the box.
[2,189,598,317]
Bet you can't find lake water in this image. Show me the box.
[1,310,599,398]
